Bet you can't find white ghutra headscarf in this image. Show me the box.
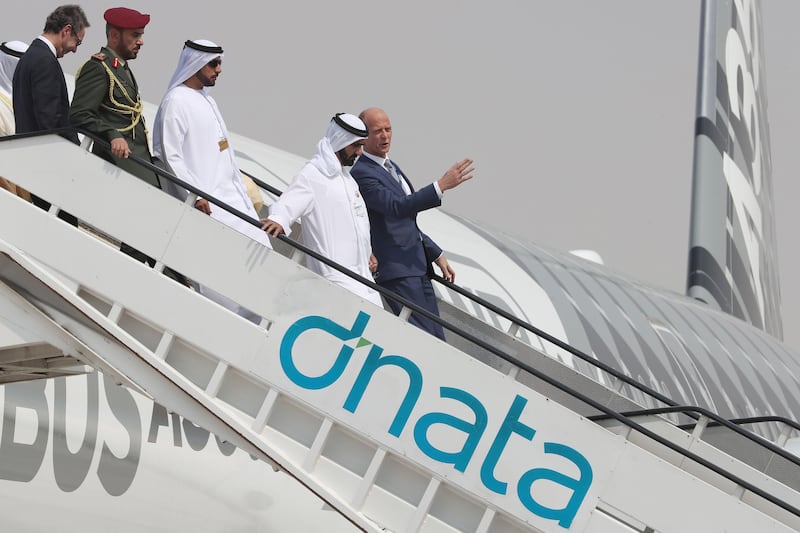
[310,113,368,178]
[154,39,228,201]
[0,41,27,97]
[164,39,224,94]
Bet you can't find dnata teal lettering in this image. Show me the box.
[414,387,487,472]
[279,313,596,527]
[343,344,422,437]
[280,312,370,389]
[480,395,535,494]
[517,442,593,528]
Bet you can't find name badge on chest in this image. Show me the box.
[353,195,366,217]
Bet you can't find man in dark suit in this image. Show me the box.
[13,5,89,225]
[351,107,474,340]
[13,5,89,144]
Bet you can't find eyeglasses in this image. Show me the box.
[207,59,221,68]
[68,25,82,46]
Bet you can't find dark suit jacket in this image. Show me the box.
[351,155,443,283]
[12,38,78,144]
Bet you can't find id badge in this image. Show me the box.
[353,198,366,217]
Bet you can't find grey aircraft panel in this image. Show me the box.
[447,214,800,430]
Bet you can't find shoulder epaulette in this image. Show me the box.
[91,52,106,61]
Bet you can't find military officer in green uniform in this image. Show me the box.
[69,7,159,189]
[70,7,187,285]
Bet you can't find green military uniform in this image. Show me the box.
[69,47,160,188]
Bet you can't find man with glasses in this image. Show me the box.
[13,4,89,144]
[12,4,90,225]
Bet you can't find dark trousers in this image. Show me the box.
[381,275,445,340]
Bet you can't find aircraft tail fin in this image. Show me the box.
[687,0,782,339]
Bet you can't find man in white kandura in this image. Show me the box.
[0,40,28,136]
[262,113,383,308]
[0,40,32,200]
[153,39,271,322]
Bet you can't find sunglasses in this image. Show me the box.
[207,59,221,68]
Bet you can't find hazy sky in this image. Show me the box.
[4,1,800,351]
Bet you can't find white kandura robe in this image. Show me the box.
[0,91,14,136]
[269,161,383,308]
[153,85,271,321]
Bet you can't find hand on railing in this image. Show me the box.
[110,138,131,159]
[261,218,285,237]
[194,198,212,215]
[434,253,455,283]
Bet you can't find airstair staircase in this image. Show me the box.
[1,133,799,532]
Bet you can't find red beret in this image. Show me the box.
[104,7,150,29]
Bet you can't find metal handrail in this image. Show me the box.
[678,414,800,433]
[589,406,800,469]
[6,129,800,518]
[430,273,686,408]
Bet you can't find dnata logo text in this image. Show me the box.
[280,311,593,529]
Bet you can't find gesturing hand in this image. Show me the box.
[437,158,475,192]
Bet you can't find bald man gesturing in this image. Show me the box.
[351,107,473,340]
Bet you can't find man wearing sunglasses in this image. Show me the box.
[12,4,90,226]
[153,40,272,322]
